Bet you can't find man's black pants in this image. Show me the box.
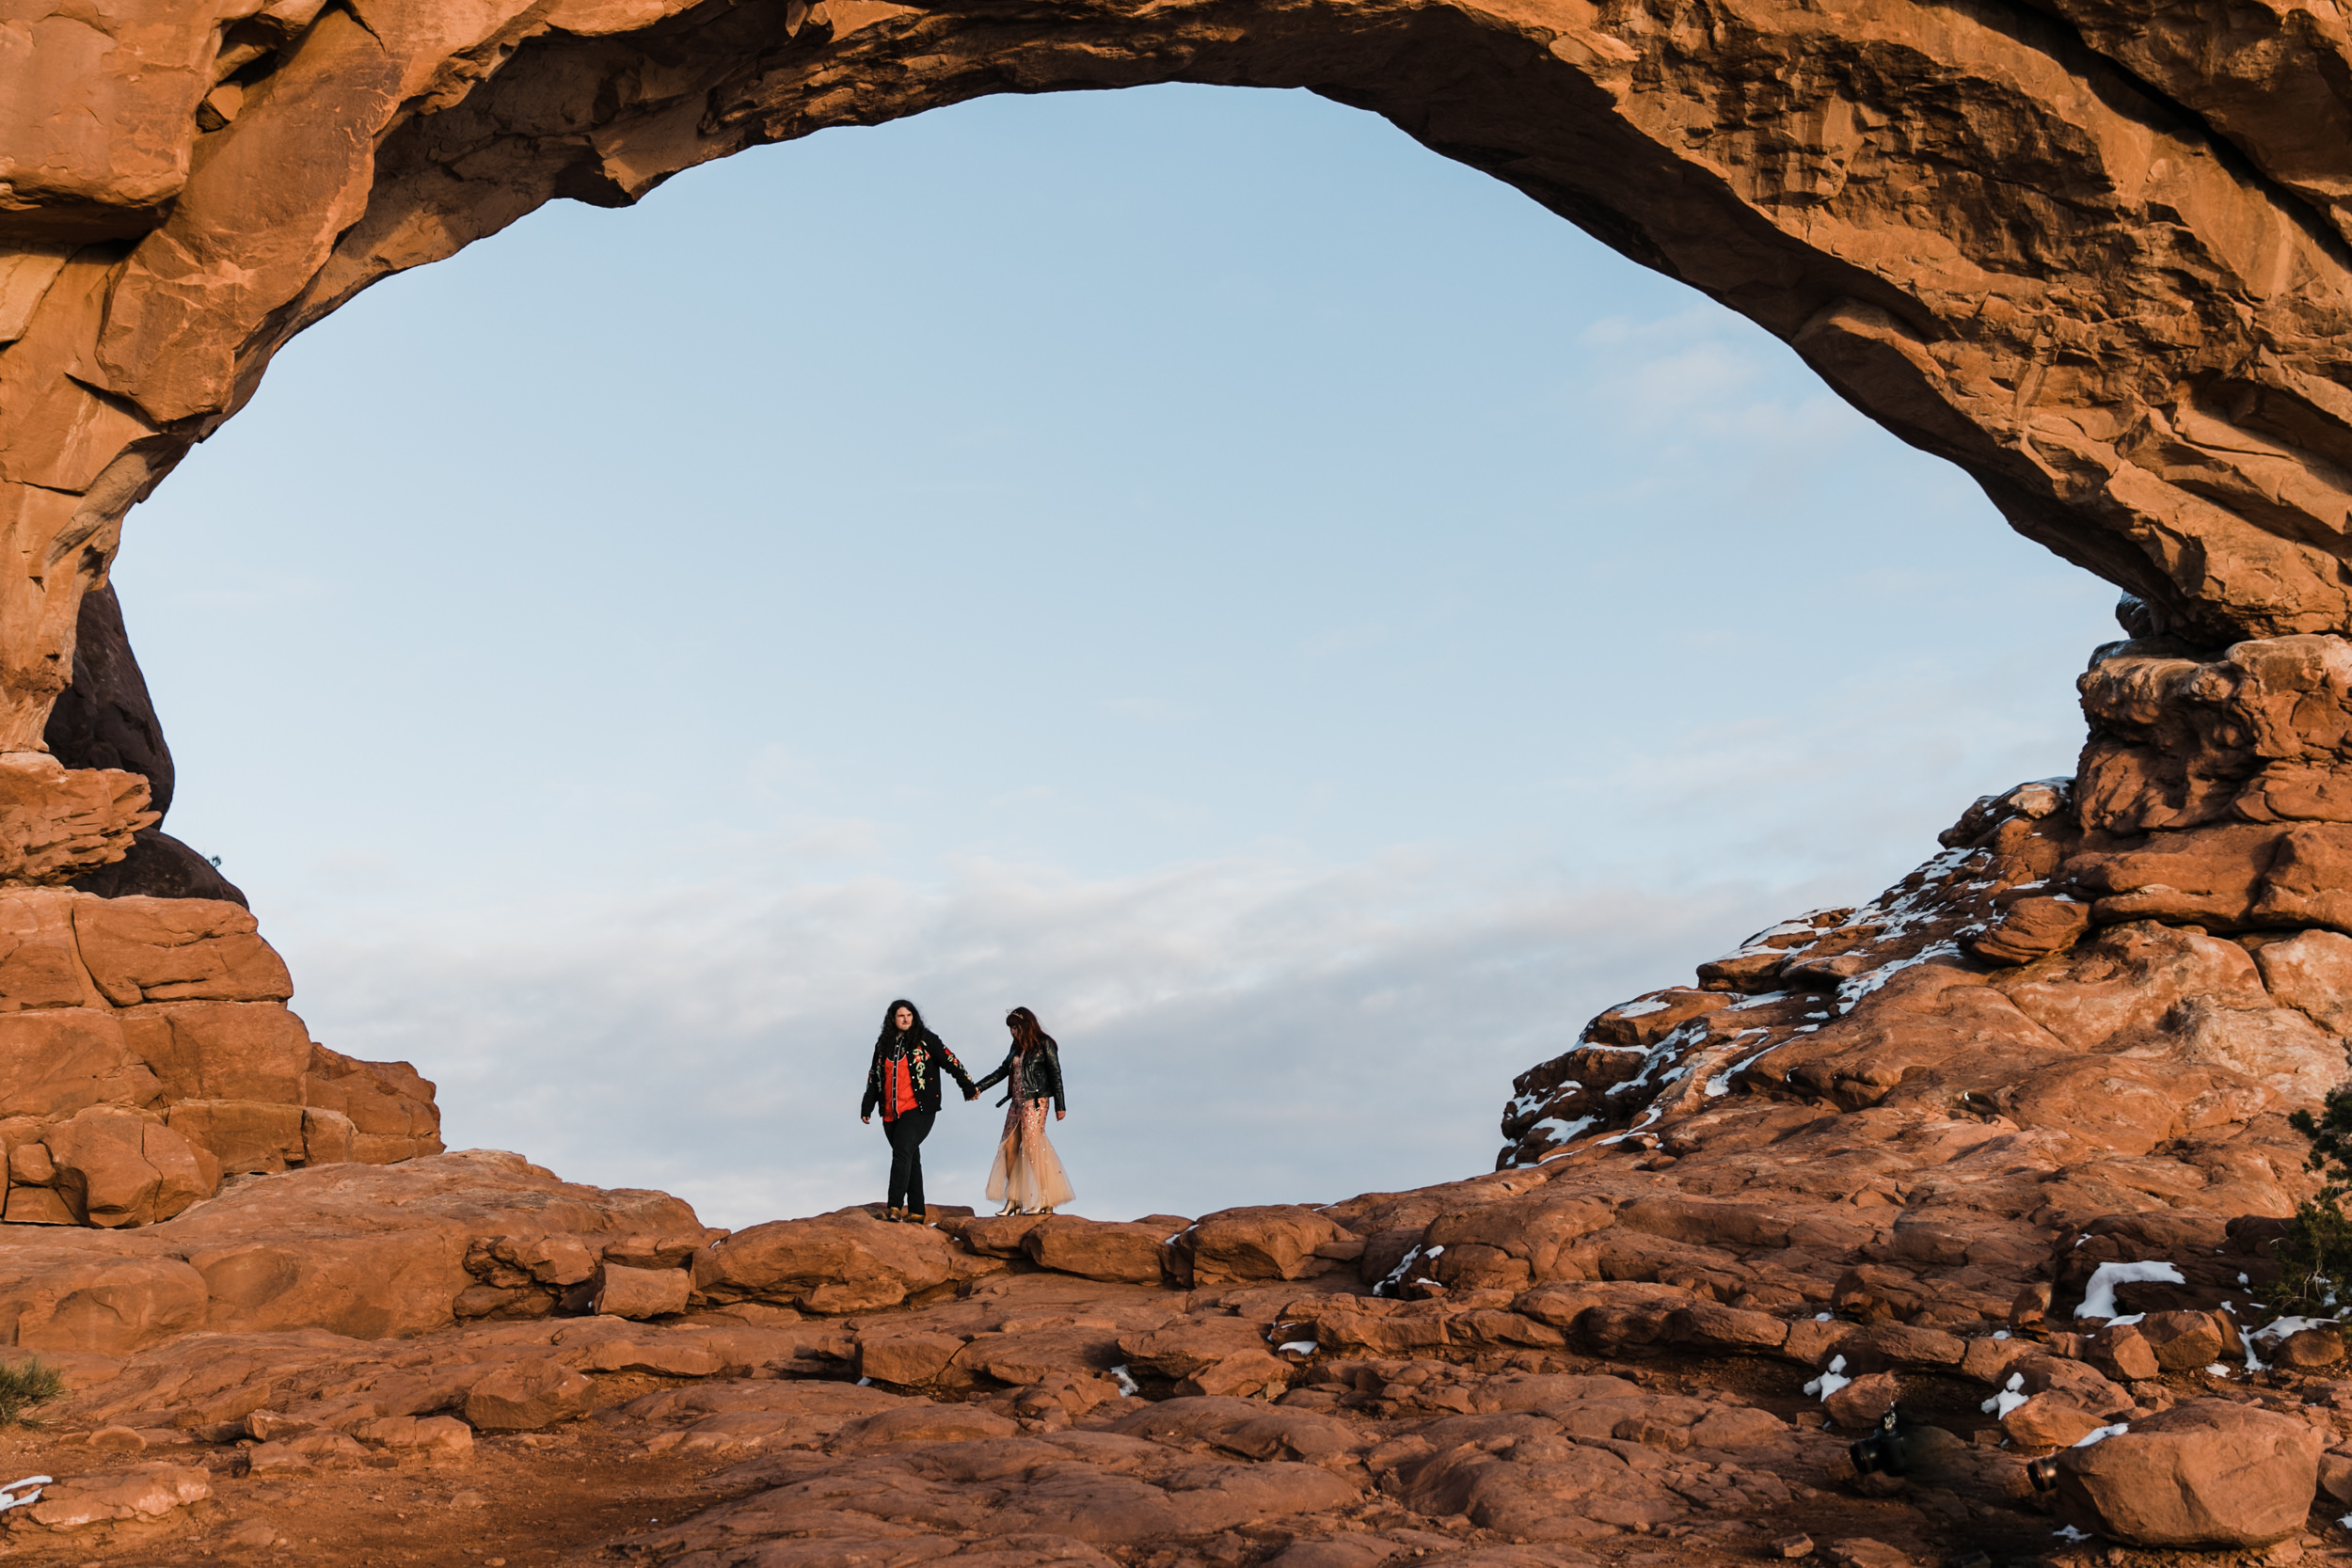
[883,1108,936,1216]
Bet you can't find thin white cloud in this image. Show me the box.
[273,847,1808,1230]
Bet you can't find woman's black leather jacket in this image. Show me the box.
[974,1042,1065,1114]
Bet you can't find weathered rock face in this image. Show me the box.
[1499,635,2352,1207]
[17,0,2352,855]
[1,1147,709,1352]
[27,5,2352,1559]
[16,1143,2352,1566]
[0,886,441,1228]
[0,752,156,888]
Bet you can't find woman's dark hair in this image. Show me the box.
[877,999,928,1046]
[1006,1006,1057,1054]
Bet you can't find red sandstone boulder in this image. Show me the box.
[2254,822,2352,928]
[2001,1396,2110,1449]
[1,1149,706,1351]
[1996,922,2267,1048]
[463,1357,594,1431]
[693,1208,998,1312]
[1181,1348,1292,1398]
[592,1263,690,1319]
[0,889,105,1009]
[949,1212,1045,1257]
[1998,1055,2266,1155]
[2137,1310,2234,1370]
[0,891,442,1227]
[1168,1206,1354,1287]
[1415,1192,1615,1292]
[119,1000,310,1103]
[0,1006,150,1119]
[855,1331,964,1386]
[1118,1317,1277,1380]
[556,1323,723,1377]
[2062,827,2283,928]
[350,1414,472,1460]
[2251,927,2352,1033]
[0,761,155,889]
[1023,1215,1168,1283]
[248,1430,372,1471]
[832,1403,1023,1450]
[300,1045,442,1164]
[2279,1325,2346,1369]
[5,1254,206,1355]
[1967,894,2090,964]
[1,1463,209,1537]
[71,895,291,1006]
[1822,1371,1899,1429]
[2087,1323,2160,1382]
[1760,962,2072,1113]
[2015,1354,2133,1418]
[953,1324,1123,1386]
[163,1097,305,1173]
[2055,1400,2324,1546]
[1663,1302,1790,1356]
[40,1105,210,1225]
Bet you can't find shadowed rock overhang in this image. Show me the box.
[10,0,2352,783]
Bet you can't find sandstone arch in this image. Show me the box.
[10,0,2352,880]
[24,20,2352,1545]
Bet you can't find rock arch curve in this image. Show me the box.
[8,0,2352,877]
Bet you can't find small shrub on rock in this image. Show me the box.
[0,1357,65,1425]
[2264,1085,2352,1318]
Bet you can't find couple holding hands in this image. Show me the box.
[859,1000,1073,1224]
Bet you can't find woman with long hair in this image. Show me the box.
[859,998,977,1223]
[972,1006,1073,1215]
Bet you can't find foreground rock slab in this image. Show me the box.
[1,1148,708,1354]
[15,1141,2352,1567]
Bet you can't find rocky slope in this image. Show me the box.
[21,0,2352,1557]
[0,1137,2339,1567]
[10,678,2352,1566]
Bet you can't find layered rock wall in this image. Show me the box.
[0,888,440,1228]
[1483,631,2352,1392]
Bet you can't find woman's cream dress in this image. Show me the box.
[986,1072,1074,1212]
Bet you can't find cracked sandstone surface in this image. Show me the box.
[19,0,2352,1560]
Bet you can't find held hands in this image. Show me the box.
[964,1089,978,1101]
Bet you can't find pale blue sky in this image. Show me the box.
[115,85,2116,1226]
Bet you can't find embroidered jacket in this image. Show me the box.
[861,1029,977,1119]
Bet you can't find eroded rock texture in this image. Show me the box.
[24,0,2352,1559]
[2,1148,2347,1564]
[0,887,442,1229]
[13,0,2352,821]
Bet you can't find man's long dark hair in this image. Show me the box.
[876,998,930,1049]
[1006,1006,1056,1054]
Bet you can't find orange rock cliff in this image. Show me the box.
[14,0,2352,1561]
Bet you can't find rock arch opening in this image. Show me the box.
[8,0,2352,1223]
[9,0,2352,840]
[8,15,2352,1557]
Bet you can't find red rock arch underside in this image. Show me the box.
[12,0,2352,1562]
